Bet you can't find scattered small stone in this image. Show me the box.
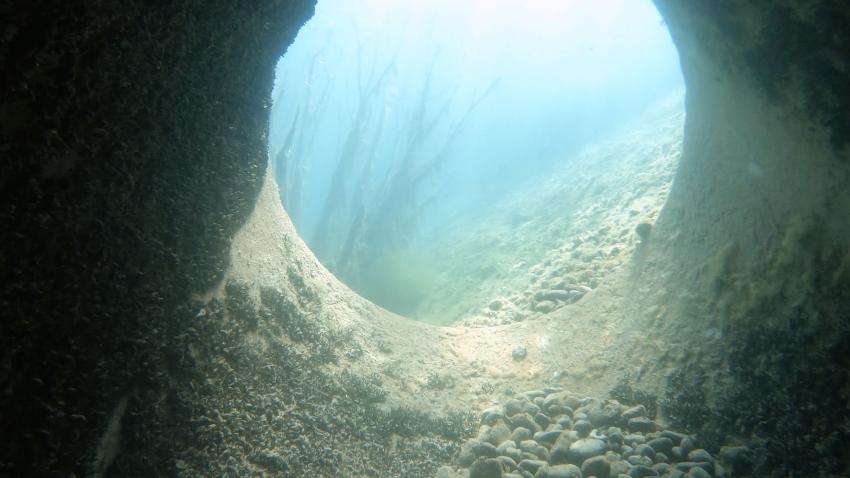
[512,345,528,361]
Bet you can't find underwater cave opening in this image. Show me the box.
[268,0,684,324]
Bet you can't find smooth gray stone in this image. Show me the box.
[567,437,606,465]
[581,455,611,478]
[627,455,653,467]
[674,461,714,475]
[497,455,518,470]
[472,441,500,458]
[470,457,503,478]
[623,434,647,446]
[659,430,687,445]
[621,405,646,421]
[505,399,526,417]
[687,449,714,463]
[647,437,673,456]
[628,464,659,477]
[535,464,582,478]
[627,417,655,433]
[512,413,541,433]
[534,412,552,429]
[573,420,593,438]
[635,444,654,458]
[511,427,532,443]
[518,459,547,474]
[687,466,711,478]
[534,430,563,444]
[680,436,696,455]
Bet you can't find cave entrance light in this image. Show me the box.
[268,0,684,324]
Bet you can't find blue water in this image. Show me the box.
[269,0,683,317]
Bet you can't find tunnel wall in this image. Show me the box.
[648,1,850,473]
[1,0,849,476]
[0,1,315,474]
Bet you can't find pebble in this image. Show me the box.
[534,413,552,429]
[628,455,653,467]
[518,459,547,474]
[629,464,659,477]
[511,413,540,433]
[456,388,742,478]
[635,443,654,458]
[687,449,713,463]
[481,407,504,426]
[647,437,673,456]
[480,422,512,446]
[621,404,646,421]
[469,457,503,478]
[524,390,547,400]
[623,434,647,446]
[680,436,696,455]
[537,464,583,478]
[567,438,606,465]
[581,455,611,478]
[534,300,556,313]
[719,445,752,474]
[687,467,711,478]
[534,430,563,444]
[511,427,532,443]
[573,420,592,438]
[659,430,687,445]
[610,460,631,476]
[459,439,478,466]
[512,346,528,361]
[504,399,526,417]
[674,461,714,475]
[627,417,655,433]
[497,455,517,470]
[472,441,500,458]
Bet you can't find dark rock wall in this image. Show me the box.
[652,1,850,475]
[0,1,314,474]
